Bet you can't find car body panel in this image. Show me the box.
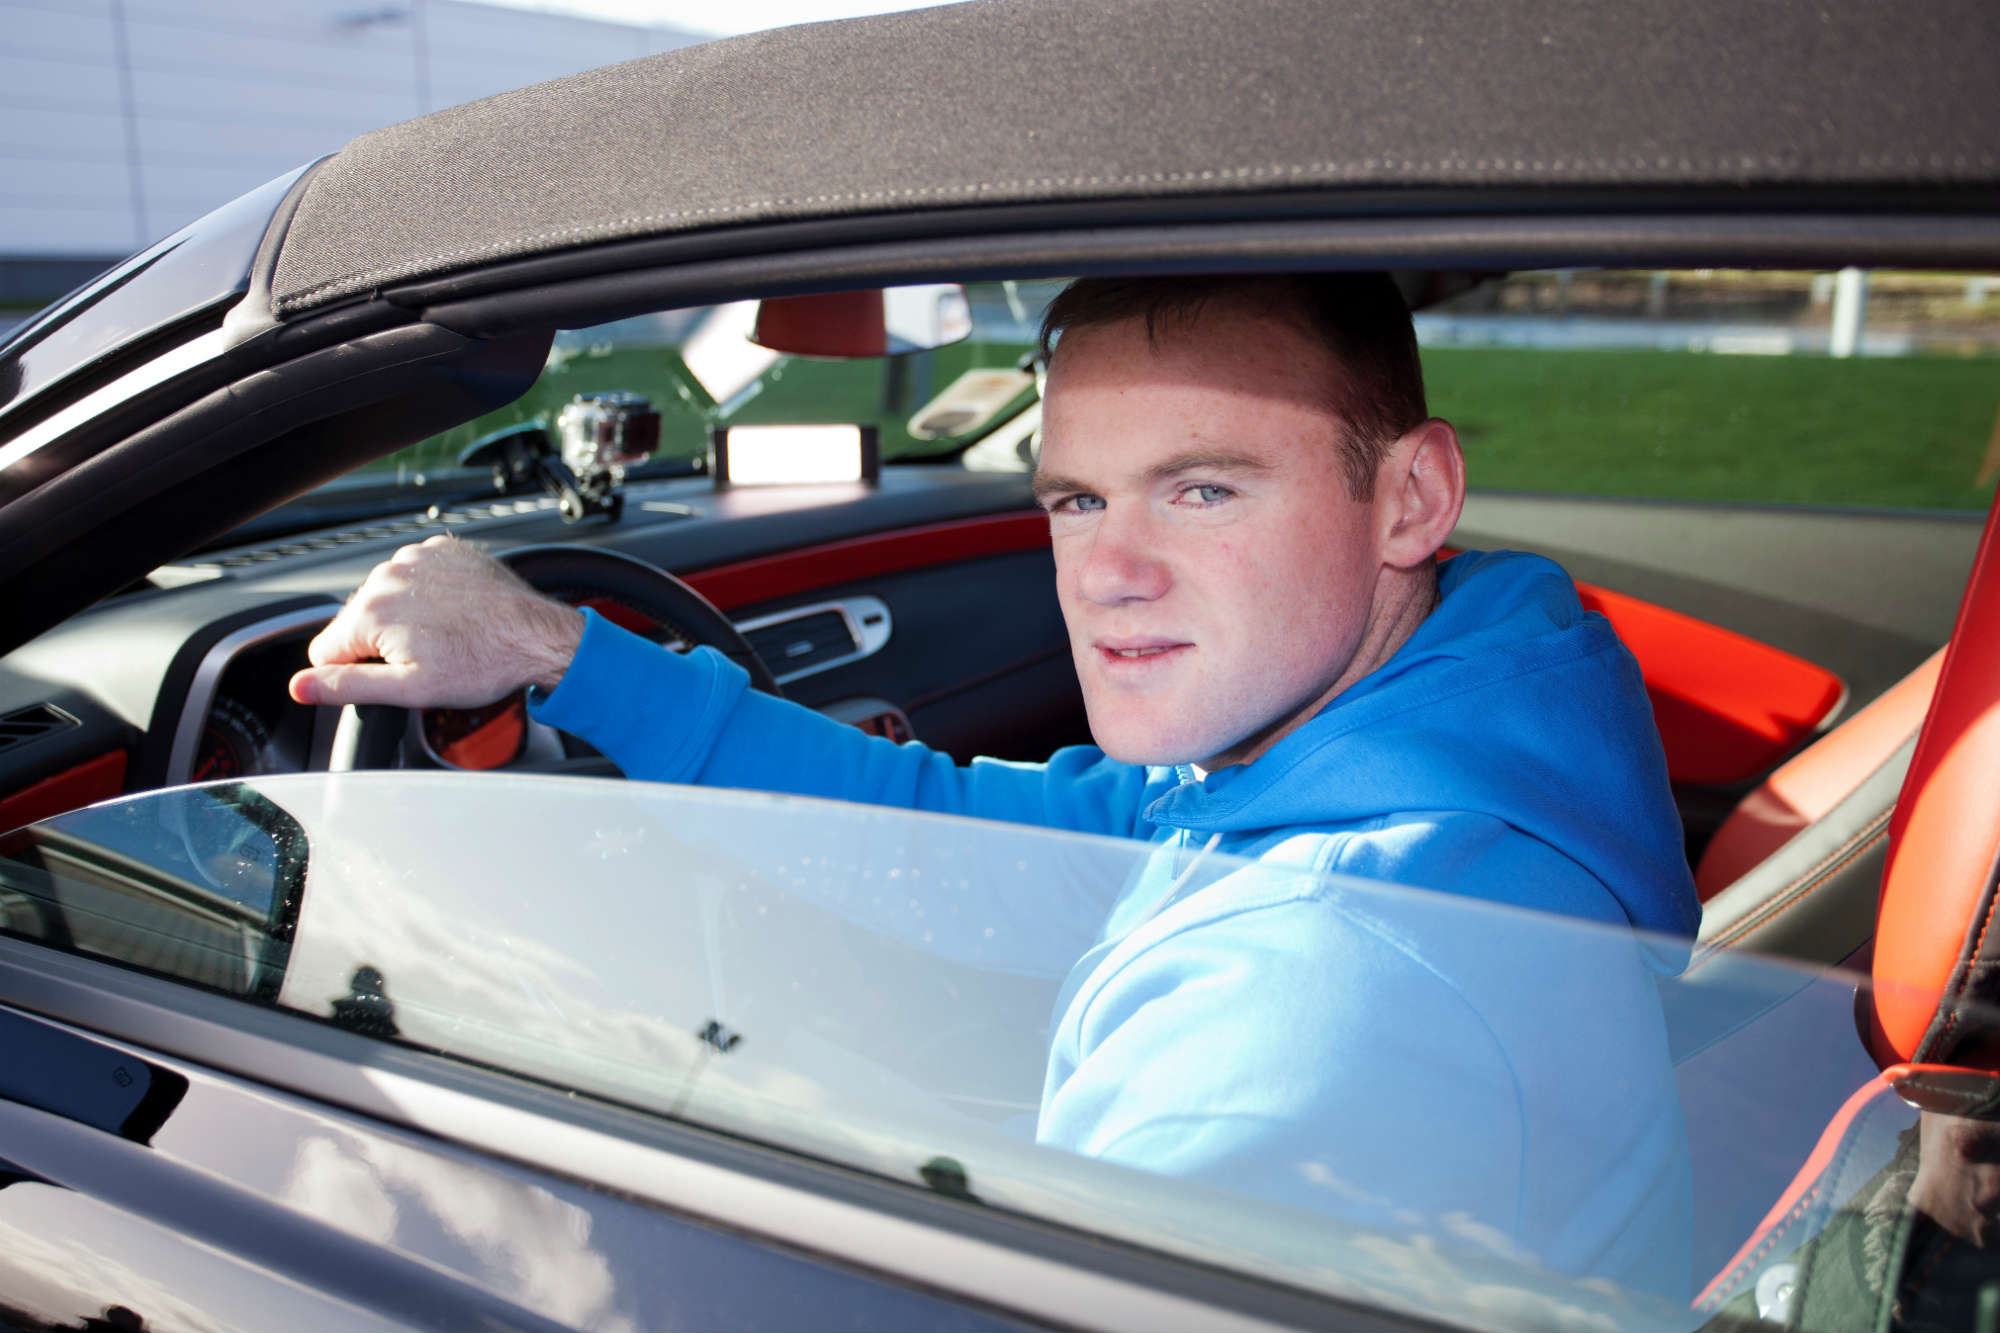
[0,1001,1051,1333]
[1,2,1999,1330]
[0,773,1953,1333]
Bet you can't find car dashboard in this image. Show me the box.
[0,457,1981,885]
[0,467,1086,829]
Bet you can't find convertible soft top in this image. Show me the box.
[268,0,1999,315]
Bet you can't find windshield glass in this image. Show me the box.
[212,265,2000,550]
[3,773,1986,1332]
[344,281,1054,495]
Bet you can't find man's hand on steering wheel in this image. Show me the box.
[289,535,585,709]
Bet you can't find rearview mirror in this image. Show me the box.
[750,284,972,358]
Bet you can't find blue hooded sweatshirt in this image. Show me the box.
[531,549,1700,1303]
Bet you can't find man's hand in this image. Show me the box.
[288,536,585,709]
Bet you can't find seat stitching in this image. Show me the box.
[1715,819,1890,943]
[1705,1172,1830,1305]
[1692,815,1890,965]
[1701,1090,1891,1308]
[1693,830,1886,969]
[1938,873,2000,1046]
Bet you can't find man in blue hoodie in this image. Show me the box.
[294,274,1700,1304]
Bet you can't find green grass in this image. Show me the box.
[1427,346,2000,510]
[377,339,2000,514]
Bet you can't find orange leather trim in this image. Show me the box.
[694,534,1842,787]
[0,751,127,835]
[1872,487,2000,1066]
[434,706,527,771]
[1694,650,1944,898]
[684,512,1051,612]
[1694,1071,1896,1309]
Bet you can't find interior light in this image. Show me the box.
[710,425,879,487]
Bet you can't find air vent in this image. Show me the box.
[0,703,79,754]
[744,611,858,676]
[732,597,892,684]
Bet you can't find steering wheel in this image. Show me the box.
[498,544,782,696]
[337,544,782,772]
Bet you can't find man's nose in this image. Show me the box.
[1074,506,1170,605]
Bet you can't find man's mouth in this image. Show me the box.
[1096,639,1190,664]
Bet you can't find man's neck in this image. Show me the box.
[1200,559,1441,773]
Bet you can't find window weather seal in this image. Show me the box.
[0,327,233,482]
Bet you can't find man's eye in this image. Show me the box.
[1054,494,1106,513]
[1185,485,1231,504]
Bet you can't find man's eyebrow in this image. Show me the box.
[1030,469,1089,503]
[1143,450,1275,482]
[1032,450,1275,502]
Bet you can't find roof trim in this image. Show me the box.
[268,0,2000,316]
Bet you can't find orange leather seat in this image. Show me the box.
[1696,485,2000,1327]
[1696,651,1945,899]
[1692,650,1944,966]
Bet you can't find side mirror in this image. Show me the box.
[458,421,554,480]
[2,783,309,1002]
[750,284,972,358]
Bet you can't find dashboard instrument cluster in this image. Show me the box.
[172,612,334,785]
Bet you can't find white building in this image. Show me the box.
[1,0,707,305]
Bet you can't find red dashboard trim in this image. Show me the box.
[683,512,1052,612]
[0,750,127,834]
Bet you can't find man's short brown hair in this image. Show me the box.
[1038,273,1427,500]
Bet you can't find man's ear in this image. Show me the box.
[1376,419,1465,569]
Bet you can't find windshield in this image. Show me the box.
[3,773,1987,1332]
[335,281,1053,497]
[244,266,2000,536]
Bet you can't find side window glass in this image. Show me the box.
[1426,269,2000,511]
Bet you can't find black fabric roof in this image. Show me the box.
[271,0,2000,316]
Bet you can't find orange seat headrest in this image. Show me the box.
[1870,490,2000,1069]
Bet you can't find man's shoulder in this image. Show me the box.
[1271,813,1632,928]
[1098,823,1665,1046]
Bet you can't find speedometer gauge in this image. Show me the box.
[192,696,272,781]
